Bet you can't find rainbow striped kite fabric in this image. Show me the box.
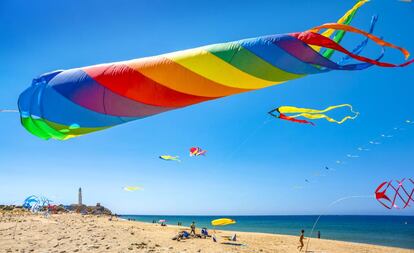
[18,1,413,140]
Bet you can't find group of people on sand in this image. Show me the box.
[170,221,316,250]
[172,221,238,243]
[172,221,211,241]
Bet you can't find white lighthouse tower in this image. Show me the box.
[78,187,83,205]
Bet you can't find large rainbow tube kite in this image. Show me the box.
[18,1,413,140]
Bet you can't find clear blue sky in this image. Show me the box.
[0,0,413,215]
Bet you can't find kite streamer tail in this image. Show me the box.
[338,15,378,64]
[322,0,370,59]
[278,113,315,126]
[278,104,359,125]
[290,113,358,124]
[312,0,369,54]
[295,24,414,68]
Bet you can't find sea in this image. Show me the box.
[119,215,414,249]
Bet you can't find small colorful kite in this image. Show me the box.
[124,186,143,191]
[189,147,207,156]
[269,104,359,125]
[375,178,413,209]
[159,155,180,162]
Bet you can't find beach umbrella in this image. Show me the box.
[159,219,166,223]
[211,218,236,241]
[211,218,236,226]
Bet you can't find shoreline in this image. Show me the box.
[1,212,412,252]
[120,214,414,250]
[123,217,414,250]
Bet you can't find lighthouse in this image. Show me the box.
[78,187,83,205]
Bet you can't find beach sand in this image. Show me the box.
[0,212,412,253]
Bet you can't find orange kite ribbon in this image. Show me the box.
[292,23,414,67]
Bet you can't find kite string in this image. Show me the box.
[323,118,414,178]
[0,109,18,113]
[217,119,271,168]
[305,195,374,252]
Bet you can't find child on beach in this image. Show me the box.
[190,221,196,236]
[297,229,305,251]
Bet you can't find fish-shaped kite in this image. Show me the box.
[189,147,207,156]
[159,155,180,162]
[17,1,413,140]
[269,104,359,126]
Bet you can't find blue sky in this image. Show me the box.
[0,0,413,215]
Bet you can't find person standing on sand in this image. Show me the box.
[297,229,305,251]
[190,221,196,235]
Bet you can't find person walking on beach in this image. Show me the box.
[190,221,196,236]
[297,229,305,251]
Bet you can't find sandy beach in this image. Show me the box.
[0,212,412,253]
